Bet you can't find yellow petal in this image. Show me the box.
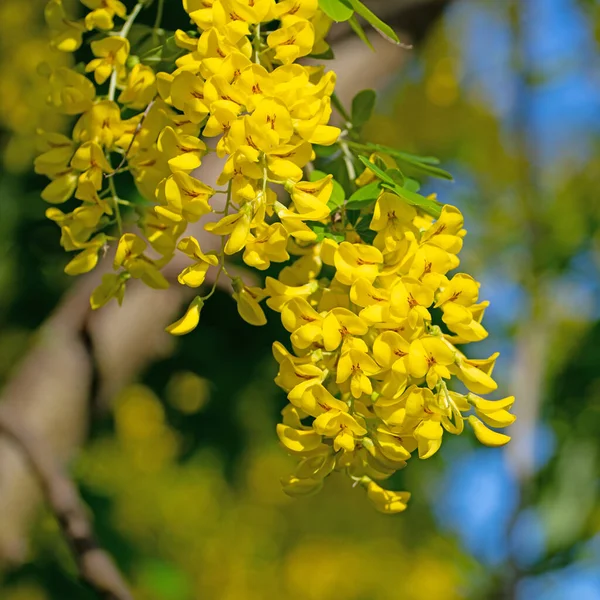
[366,481,410,514]
[166,297,203,336]
[468,415,511,447]
[276,423,322,454]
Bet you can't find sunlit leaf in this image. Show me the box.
[352,89,377,129]
[319,0,354,22]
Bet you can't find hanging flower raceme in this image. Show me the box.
[38,0,515,513]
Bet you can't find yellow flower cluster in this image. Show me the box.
[0,0,72,173]
[271,199,516,511]
[38,0,514,513]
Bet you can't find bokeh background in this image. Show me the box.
[1,0,600,598]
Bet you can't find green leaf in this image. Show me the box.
[357,155,395,186]
[328,180,346,210]
[354,217,377,244]
[309,224,344,243]
[351,89,377,129]
[352,142,453,181]
[345,181,381,210]
[345,198,376,211]
[309,170,328,181]
[319,0,354,22]
[404,177,420,192]
[313,144,339,158]
[348,15,374,51]
[358,156,442,217]
[391,152,453,181]
[348,0,403,45]
[331,93,352,123]
[392,150,441,165]
[324,231,345,242]
[386,168,404,186]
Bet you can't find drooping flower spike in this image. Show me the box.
[39,0,514,513]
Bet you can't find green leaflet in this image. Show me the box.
[357,156,442,218]
[345,181,381,210]
[347,0,402,45]
[350,142,454,181]
[351,89,377,129]
[318,0,354,22]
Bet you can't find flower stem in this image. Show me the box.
[108,2,144,102]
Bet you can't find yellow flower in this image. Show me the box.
[166,296,205,336]
[334,242,383,286]
[287,382,348,417]
[290,175,333,220]
[156,172,214,223]
[389,277,434,329]
[64,234,108,275]
[41,170,79,204]
[71,141,113,190]
[421,205,465,254]
[114,233,170,289]
[453,352,499,395]
[275,0,319,24]
[90,273,128,309]
[469,394,516,429]
[468,416,511,447]
[313,410,367,452]
[366,481,410,514]
[408,336,455,389]
[436,274,488,342]
[234,63,273,111]
[349,278,390,324]
[276,423,323,455]
[232,278,267,326]
[86,36,130,85]
[373,330,410,375]
[46,205,104,249]
[281,297,323,349]
[158,126,206,173]
[243,223,290,270]
[267,21,315,64]
[222,0,275,24]
[322,308,368,351]
[168,70,210,124]
[370,192,417,251]
[82,0,127,30]
[45,0,85,52]
[73,101,124,148]
[47,67,96,115]
[177,236,219,287]
[265,277,318,312]
[118,64,157,110]
[75,180,113,215]
[205,211,252,255]
[414,418,444,459]
[374,426,412,461]
[281,475,323,497]
[142,211,187,257]
[337,349,380,399]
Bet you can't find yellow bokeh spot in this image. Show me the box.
[166,371,210,415]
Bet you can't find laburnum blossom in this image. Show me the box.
[38,0,514,514]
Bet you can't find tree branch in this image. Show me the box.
[0,408,133,600]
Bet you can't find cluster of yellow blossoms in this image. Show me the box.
[38,0,515,513]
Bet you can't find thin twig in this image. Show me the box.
[0,409,133,600]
